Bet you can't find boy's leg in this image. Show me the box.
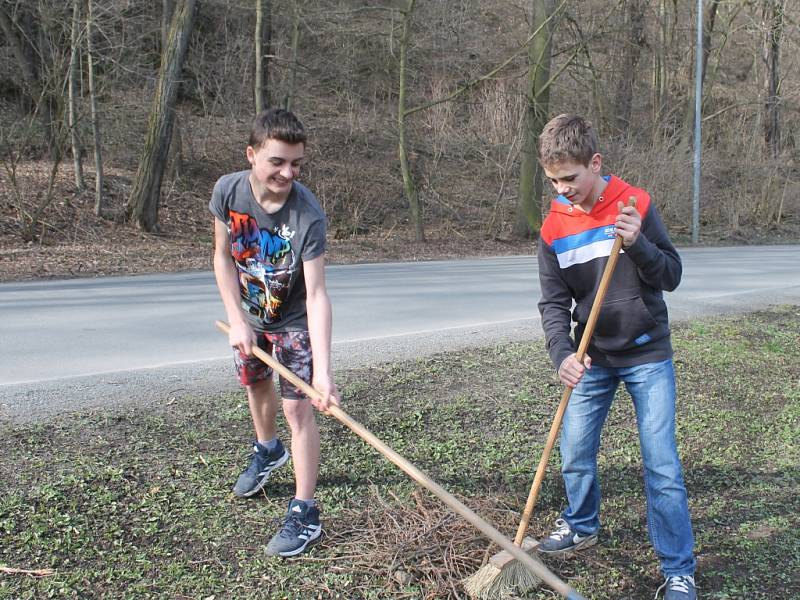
[273,330,320,500]
[558,365,618,534]
[282,396,320,499]
[623,359,696,578]
[232,339,289,498]
[234,335,282,439]
[265,331,322,557]
[247,377,281,442]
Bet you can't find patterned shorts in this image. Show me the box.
[233,330,312,400]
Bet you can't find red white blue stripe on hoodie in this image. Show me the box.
[550,221,618,269]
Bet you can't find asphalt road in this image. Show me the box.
[2,245,799,422]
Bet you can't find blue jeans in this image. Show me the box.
[560,358,696,576]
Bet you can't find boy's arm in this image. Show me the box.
[622,202,682,291]
[537,237,576,370]
[212,217,256,355]
[304,254,340,411]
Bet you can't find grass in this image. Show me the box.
[1,306,798,599]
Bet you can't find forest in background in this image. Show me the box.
[0,0,798,280]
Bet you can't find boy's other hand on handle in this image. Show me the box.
[228,319,256,357]
[615,200,641,247]
[559,353,592,388]
[311,374,341,412]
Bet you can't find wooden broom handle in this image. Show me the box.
[513,196,636,546]
[214,320,586,600]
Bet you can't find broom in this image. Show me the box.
[464,197,635,599]
[214,320,588,600]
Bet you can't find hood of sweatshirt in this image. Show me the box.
[541,175,651,246]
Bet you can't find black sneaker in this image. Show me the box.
[265,499,322,557]
[537,518,598,555]
[656,575,697,600]
[232,440,290,498]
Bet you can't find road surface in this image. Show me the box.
[2,245,798,422]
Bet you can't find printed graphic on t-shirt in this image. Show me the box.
[228,210,297,323]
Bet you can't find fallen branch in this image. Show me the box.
[0,565,56,577]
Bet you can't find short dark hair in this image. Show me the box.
[538,114,599,167]
[249,108,307,149]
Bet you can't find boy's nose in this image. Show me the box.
[280,165,294,179]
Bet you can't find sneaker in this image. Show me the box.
[537,518,598,555]
[232,440,290,498]
[655,575,697,600]
[265,499,322,557]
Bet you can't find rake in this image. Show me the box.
[215,320,587,599]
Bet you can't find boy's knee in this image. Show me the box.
[283,399,315,429]
[247,378,276,401]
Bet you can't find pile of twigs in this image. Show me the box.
[310,487,511,599]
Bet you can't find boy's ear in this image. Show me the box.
[246,145,256,165]
[590,153,602,173]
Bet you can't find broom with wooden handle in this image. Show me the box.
[215,320,587,600]
[464,197,635,599]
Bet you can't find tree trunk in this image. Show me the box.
[285,0,300,111]
[613,0,646,131]
[86,0,105,217]
[162,0,174,51]
[513,0,553,239]
[127,0,197,231]
[255,0,272,113]
[652,0,667,123]
[701,0,720,90]
[763,0,785,157]
[69,0,85,190]
[397,0,424,243]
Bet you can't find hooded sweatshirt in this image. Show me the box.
[537,175,682,369]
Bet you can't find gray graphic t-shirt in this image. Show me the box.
[209,170,326,333]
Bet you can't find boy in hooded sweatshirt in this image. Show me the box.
[535,114,697,600]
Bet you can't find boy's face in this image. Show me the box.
[246,139,305,199]
[543,153,604,212]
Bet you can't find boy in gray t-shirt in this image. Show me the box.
[209,109,339,557]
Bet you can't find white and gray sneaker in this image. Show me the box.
[656,575,697,600]
[537,518,598,555]
[265,499,322,557]
[232,440,290,498]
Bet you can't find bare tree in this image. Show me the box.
[762,0,786,157]
[127,0,197,231]
[68,0,85,190]
[255,0,272,112]
[514,0,554,239]
[702,0,721,88]
[397,0,424,242]
[162,0,174,51]
[284,0,300,111]
[86,0,105,216]
[652,0,668,123]
[613,0,646,131]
